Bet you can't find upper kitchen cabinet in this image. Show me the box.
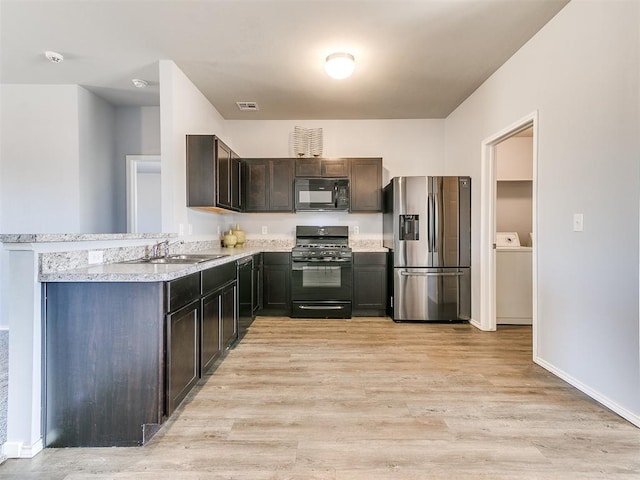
[349,157,383,212]
[295,158,349,177]
[244,159,294,212]
[186,135,242,212]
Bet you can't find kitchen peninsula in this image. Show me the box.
[1,233,385,453]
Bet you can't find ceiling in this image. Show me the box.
[0,0,570,120]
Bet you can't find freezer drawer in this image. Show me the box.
[393,267,470,321]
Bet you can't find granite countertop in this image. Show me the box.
[0,233,176,243]
[39,243,387,283]
[40,247,259,283]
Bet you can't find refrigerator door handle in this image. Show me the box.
[427,192,433,252]
[399,271,463,277]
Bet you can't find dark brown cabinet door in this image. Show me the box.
[221,283,237,350]
[186,135,215,207]
[295,158,321,176]
[216,139,232,209]
[352,252,387,316]
[231,152,242,210]
[166,300,200,416]
[201,291,222,374]
[244,159,294,212]
[270,159,294,211]
[322,159,349,177]
[295,158,349,177]
[261,252,291,315]
[245,160,269,211]
[350,158,382,212]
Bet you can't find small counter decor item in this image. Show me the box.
[293,126,309,157]
[232,224,246,246]
[223,230,237,248]
[309,128,323,157]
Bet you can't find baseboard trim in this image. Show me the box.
[2,438,43,458]
[534,356,640,428]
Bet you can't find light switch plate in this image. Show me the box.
[573,213,584,232]
[353,226,360,234]
[262,226,268,235]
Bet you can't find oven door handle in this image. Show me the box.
[298,305,346,310]
[291,258,352,263]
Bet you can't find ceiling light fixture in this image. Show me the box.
[131,78,148,89]
[45,51,64,63]
[324,52,355,79]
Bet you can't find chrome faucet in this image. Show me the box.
[150,239,184,259]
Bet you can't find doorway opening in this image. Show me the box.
[478,112,538,353]
[126,155,162,233]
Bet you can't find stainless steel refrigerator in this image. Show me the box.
[383,176,471,322]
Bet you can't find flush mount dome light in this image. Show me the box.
[45,51,64,63]
[131,78,148,88]
[324,52,355,79]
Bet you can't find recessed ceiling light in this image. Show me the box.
[45,51,64,63]
[324,52,355,79]
[131,78,148,88]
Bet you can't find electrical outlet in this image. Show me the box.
[262,226,268,235]
[178,223,184,236]
[216,225,221,235]
[573,213,584,232]
[88,250,104,264]
[353,225,360,235]
[188,224,193,235]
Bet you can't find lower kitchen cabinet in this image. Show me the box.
[352,252,387,316]
[166,300,200,415]
[261,252,291,316]
[44,263,238,448]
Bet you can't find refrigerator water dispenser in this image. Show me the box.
[399,215,419,240]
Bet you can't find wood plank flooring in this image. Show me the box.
[2,317,639,479]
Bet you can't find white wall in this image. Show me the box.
[78,88,117,233]
[226,119,445,237]
[159,60,230,237]
[0,85,126,234]
[445,0,640,423]
[0,85,81,233]
[114,106,161,232]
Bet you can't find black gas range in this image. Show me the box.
[290,226,353,318]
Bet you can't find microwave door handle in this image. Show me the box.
[334,183,338,208]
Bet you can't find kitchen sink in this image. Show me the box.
[123,254,229,265]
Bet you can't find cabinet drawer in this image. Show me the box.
[166,273,201,313]
[263,252,291,265]
[354,252,387,265]
[202,261,236,294]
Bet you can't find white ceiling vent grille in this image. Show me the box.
[236,101,259,111]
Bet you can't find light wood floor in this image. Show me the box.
[2,317,639,479]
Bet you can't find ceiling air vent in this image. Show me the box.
[236,101,259,111]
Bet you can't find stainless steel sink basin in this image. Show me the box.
[123,253,229,265]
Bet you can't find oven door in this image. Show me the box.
[291,259,352,317]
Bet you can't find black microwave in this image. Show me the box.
[294,178,349,211]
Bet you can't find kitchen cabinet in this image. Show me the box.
[202,262,238,354]
[165,273,201,415]
[352,252,387,316]
[44,263,238,447]
[295,158,349,177]
[186,135,242,212]
[350,157,383,212]
[201,262,237,372]
[252,253,263,314]
[244,158,294,212]
[261,252,291,316]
